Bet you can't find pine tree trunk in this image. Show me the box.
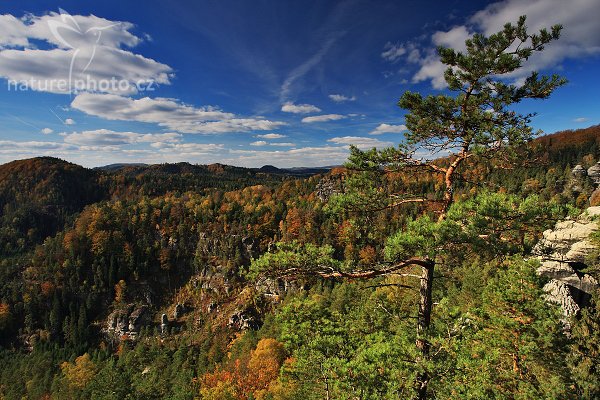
[415,260,434,400]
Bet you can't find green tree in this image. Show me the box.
[252,16,565,399]
[568,294,600,398]
[433,257,571,399]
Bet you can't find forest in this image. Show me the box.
[1,17,600,400]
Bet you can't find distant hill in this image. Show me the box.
[2,126,598,255]
[103,162,291,198]
[0,157,106,255]
[95,162,148,171]
[534,124,600,151]
[254,164,335,176]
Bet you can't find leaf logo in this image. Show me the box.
[47,8,119,92]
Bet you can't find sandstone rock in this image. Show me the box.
[543,280,581,316]
[585,206,600,218]
[587,162,600,185]
[572,164,587,177]
[228,308,260,330]
[536,209,599,319]
[173,303,184,319]
[160,313,168,334]
[254,277,302,297]
[565,240,597,262]
[315,176,342,202]
[105,304,150,341]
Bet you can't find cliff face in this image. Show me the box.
[534,207,600,318]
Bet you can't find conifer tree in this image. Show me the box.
[252,15,565,399]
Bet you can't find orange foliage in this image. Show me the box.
[40,281,55,297]
[199,338,287,400]
[359,245,377,266]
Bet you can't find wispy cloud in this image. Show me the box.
[71,93,286,134]
[250,140,296,147]
[383,0,600,89]
[281,102,321,114]
[256,133,286,139]
[301,114,346,123]
[329,94,356,102]
[280,33,343,101]
[327,136,393,149]
[63,129,182,146]
[381,42,406,62]
[369,123,407,135]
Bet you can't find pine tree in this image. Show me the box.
[251,16,566,399]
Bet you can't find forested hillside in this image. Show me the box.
[0,124,598,399]
[1,15,600,399]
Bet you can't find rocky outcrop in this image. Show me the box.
[316,175,342,202]
[588,162,600,185]
[534,207,600,318]
[228,308,260,330]
[254,277,303,297]
[105,304,151,341]
[160,313,169,334]
[173,303,185,319]
[569,164,588,193]
[572,164,587,178]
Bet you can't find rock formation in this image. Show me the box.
[569,164,588,193]
[228,308,260,330]
[160,313,169,334]
[315,175,342,202]
[534,207,600,318]
[173,303,185,319]
[105,304,150,341]
[587,162,600,185]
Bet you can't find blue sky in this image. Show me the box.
[0,0,598,167]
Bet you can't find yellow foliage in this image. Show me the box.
[60,353,96,390]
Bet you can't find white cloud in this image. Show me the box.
[386,0,600,89]
[63,129,182,146]
[71,93,286,134]
[41,127,54,134]
[269,142,296,147]
[329,94,356,102]
[64,118,75,125]
[381,42,406,62]
[0,15,30,48]
[281,102,321,114]
[301,114,346,123]
[327,136,394,149]
[369,123,408,135]
[0,11,172,94]
[250,140,295,147]
[0,140,75,153]
[573,117,589,123]
[250,141,268,146]
[150,142,224,154]
[226,146,350,168]
[256,133,286,139]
